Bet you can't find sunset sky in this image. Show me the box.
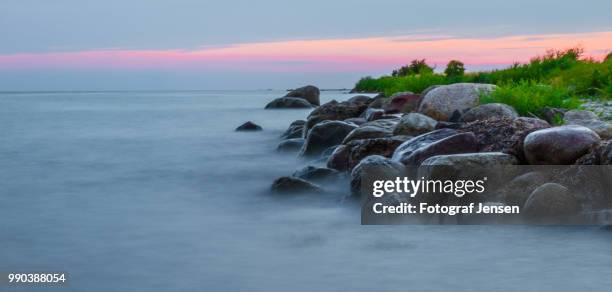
[1,0,611,90]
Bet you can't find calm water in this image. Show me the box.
[1,91,611,291]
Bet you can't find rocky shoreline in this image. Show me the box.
[245,85,612,224]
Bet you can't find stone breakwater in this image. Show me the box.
[252,84,612,224]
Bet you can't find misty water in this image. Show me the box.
[1,91,612,291]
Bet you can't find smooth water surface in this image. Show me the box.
[1,91,611,291]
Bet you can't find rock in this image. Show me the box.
[523,125,601,165]
[540,107,567,125]
[396,132,478,166]
[350,155,404,197]
[576,140,612,165]
[366,95,388,109]
[460,103,518,122]
[265,97,314,109]
[418,83,497,121]
[498,171,551,206]
[342,125,393,144]
[344,117,367,126]
[421,152,519,167]
[363,108,386,121]
[300,121,358,157]
[459,117,550,162]
[280,120,305,139]
[361,118,400,131]
[581,100,612,121]
[326,144,350,171]
[393,113,437,136]
[277,138,305,152]
[285,85,320,106]
[564,110,612,139]
[383,92,422,114]
[271,176,323,194]
[420,85,441,97]
[305,100,367,131]
[347,136,409,169]
[435,121,462,130]
[523,183,580,222]
[292,166,340,182]
[235,121,262,131]
[392,128,459,162]
[347,95,371,104]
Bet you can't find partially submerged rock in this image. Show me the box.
[418,83,497,121]
[392,128,459,162]
[300,120,357,157]
[350,155,405,197]
[284,85,320,106]
[236,121,263,131]
[326,144,351,171]
[271,176,323,194]
[396,132,478,166]
[523,125,601,165]
[305,100,367,131]
[292,166,340,182]
[265,97,314,109]
[277,138,305,152]
[280,120,305,139]
[347,136,409,170]
[523,183,580,223]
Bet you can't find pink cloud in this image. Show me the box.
[1,31,611,72]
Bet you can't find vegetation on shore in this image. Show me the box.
[353,48,611,116]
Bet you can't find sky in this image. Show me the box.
[0,0,611,90]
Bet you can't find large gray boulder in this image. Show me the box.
[523,183,580,223]
[300,121,357,157]
[418,83,497,121]
[395,132,479,166]
[342,125,393,144]
[393,113,437,136]
[392,128,459,162]
[285,85,320,106]
[564,110,611,139]
[460,103,518,122]
[350,155,405,197]
[523,125,601,165]
[265,97,314,109]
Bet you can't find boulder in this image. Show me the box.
[271,176,323,194]
[305,100,367,131]
[347,95,372,104]
[235,121,262,131]
[277,138,305,152]
[523,183,580,222]
[265,97,314,109]
[280,120,305,139]
[523,125,601,165]
[418,83,497,121]
[347,136,409,170]
[460,103,518,122]
[392,128,459,162]
[576,140,612,165]
[292,166,340,182]
[383,92,422,114]
[564,110,612,139]
[326,144,351,171]
[300,121,358,157]
[459,117,550,162]
[350,155,405,197]
[420,85,441,97]
[366,95,389,109]
[284,85,320,106]
[397,132,478,166]
[421,152,519,167]
[363,108,386,121]
[392,113,437,136]
[342,125,393,144]
[344,117,367,126]
[497,171,551,206]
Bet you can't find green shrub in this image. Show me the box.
[392,59,434,77]
[444,60,465,79]
[480,81,581,116]
[354,73,449,96]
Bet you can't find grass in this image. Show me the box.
[352,48,611,117]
